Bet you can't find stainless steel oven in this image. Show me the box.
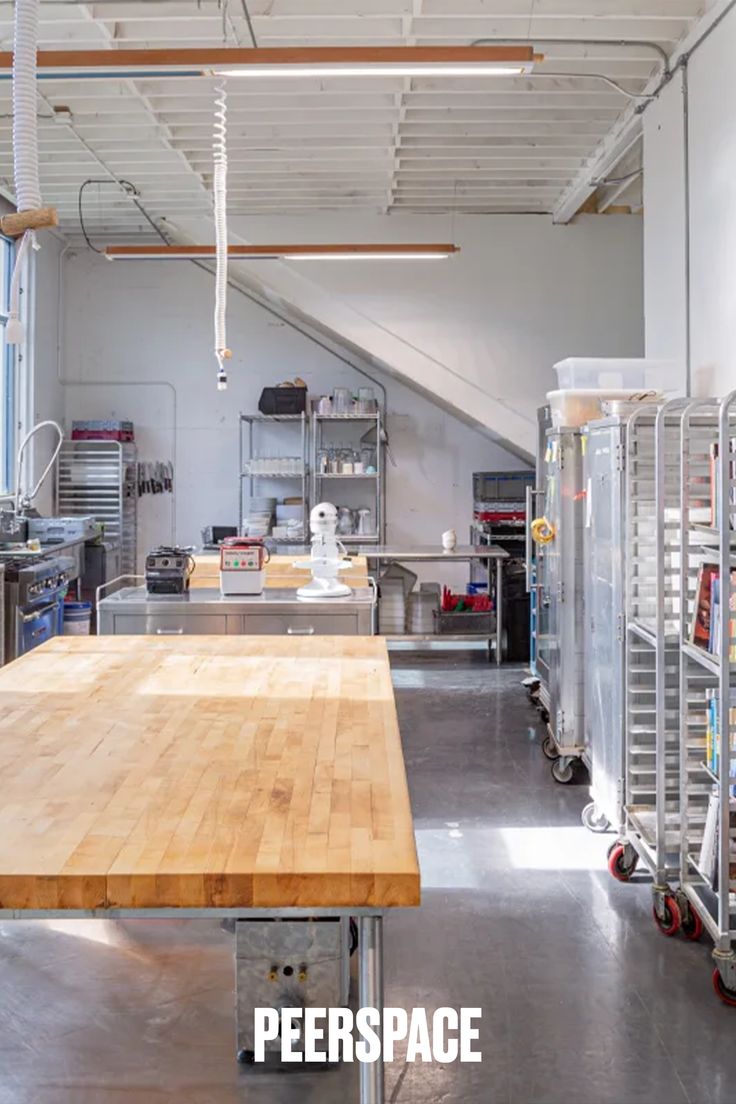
[3,556,75,664]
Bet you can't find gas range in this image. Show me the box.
[5,556,75,603]
[3,556,76,664]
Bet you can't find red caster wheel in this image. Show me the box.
[681,904,704,942]
[607,843,638,882]
[713,968,736,1006]
[652,895,681,937]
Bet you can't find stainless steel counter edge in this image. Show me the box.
[359,544,508,560]
[0,535,91,562]
[98,585,375,615]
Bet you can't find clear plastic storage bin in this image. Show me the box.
[553,357,672,392]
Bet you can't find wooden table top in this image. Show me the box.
[0,636,419,912]
[191,553,370,590]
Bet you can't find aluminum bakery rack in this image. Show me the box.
[608,400,689,936]
[678,392,736,1004]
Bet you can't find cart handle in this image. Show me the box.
[95,574,145,616]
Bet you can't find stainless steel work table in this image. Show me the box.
[97,584,376,637]
[358,544,509,664]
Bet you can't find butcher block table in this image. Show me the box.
[191,551,371,590]
[0,634,419,1103]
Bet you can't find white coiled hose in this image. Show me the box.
[7,0,42,346]
[213,81,230,390]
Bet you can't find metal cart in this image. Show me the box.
[535,425,586,784]
[607,400,690,935]
[581,413,629,834]
[56,440,138,575]
[678,393,736,1002]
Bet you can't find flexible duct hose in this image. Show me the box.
[7,0,42,346]
[213,81,230,390]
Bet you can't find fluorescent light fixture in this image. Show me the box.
[213,63,534,78]
[0,46,538,81]
[104,244,460,261]
[282,251,451,260]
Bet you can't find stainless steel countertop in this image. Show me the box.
[98,585,375,615]
[0,535,89,562]
[358,544,508,561]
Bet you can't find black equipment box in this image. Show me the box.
[258,387,307,416]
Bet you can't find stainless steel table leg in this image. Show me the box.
[358,915,384,1104]
[495,557,503,667]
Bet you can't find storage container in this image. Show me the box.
[63,601,92,636]
[257,387,307,416]
[547,389,660,429]
[553,357,674,392]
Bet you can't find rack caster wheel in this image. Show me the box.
[713,968,736,1006]
[541,735,558,761]
[582,802,610,833]
[607,842,638,882]
[677,894,704,942]
[652,894,681,937]
[237,1049,255,1065]
[551,758,574,784]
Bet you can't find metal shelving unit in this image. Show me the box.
[679,393,736,1001]
[239,412,309,545]
[56,440,138,574]
[606,400,691,933]
[310,411,384,544]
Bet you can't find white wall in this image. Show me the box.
[172,211,645,456]
[687,4,736,398]
[53,210,644,581]
[57,250,528,583]
[644,4,736,399]
[643,70,688,386]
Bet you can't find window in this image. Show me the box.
[0,236,15,496]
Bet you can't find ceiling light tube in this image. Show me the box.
[104,243,461,261]
[212,64,534,78]
[0,46,537,80]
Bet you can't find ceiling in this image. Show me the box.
[0,0,707,243]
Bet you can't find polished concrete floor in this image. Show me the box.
[1,652,734,1103]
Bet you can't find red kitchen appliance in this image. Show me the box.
[219,537,270,595]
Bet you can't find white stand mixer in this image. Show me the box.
[295,503,353,600]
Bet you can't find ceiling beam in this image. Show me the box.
[0,44,536,74]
